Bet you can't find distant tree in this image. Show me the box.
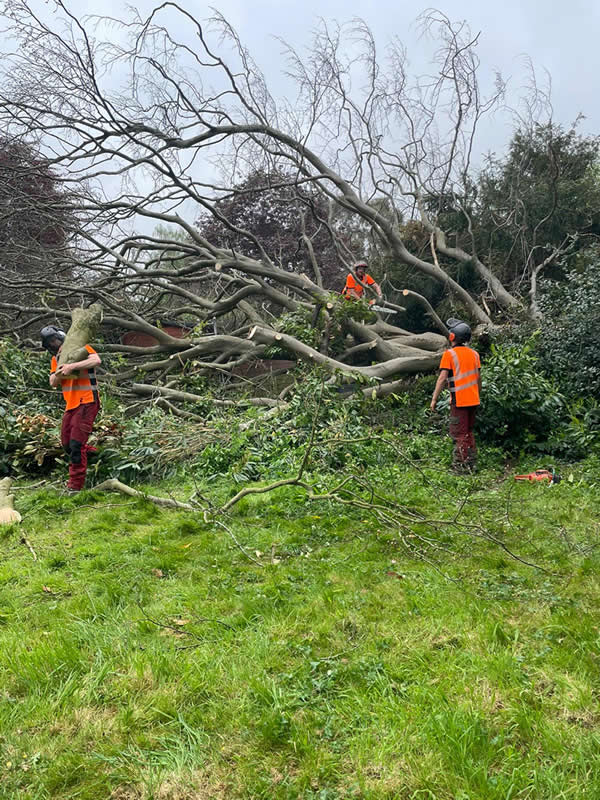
[196,169,359,291]
[474,123,600,316]
[0,136,76,333]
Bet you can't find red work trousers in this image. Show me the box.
[449,404,477,469]
[60,398,100,490]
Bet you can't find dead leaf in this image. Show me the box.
[172,618,190,626]
[270,767,284,784]
[151,568,165,578]
[42,586,55,594]
[181,543,192,549]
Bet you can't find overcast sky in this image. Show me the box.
[23,0,600,159]
[70,0,599,153]
[11,0,598,236]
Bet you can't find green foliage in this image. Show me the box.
[475,122,600,288]
[0,340,58,414]
[536,250,600,399]
[0,343,63,475]
[476,340,567,452]
[273,307,321,350]
[271,299,376,360]
[0,409,61,476]
[471,337,599,458]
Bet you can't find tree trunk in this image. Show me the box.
[248,326,442,379]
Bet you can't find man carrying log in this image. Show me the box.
[42,324,101,493]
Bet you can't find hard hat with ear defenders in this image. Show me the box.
[446,318,471,344]
[40,325,66,353]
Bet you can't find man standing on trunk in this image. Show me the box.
[41,325,101,493]
[430,318,481,473]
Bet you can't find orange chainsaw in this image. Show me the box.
[514,468,561,485]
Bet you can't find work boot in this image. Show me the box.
[466,447,477,473]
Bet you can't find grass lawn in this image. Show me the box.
[0,460,599,799]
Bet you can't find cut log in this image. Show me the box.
[57,304,103,366]
[0,478,22,525]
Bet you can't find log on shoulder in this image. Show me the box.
[57,304,103,366]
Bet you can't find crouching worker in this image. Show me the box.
[430,318,481,473]
[41,325,101,493]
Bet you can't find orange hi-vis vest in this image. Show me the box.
[439,345,481,407]
[51,345,99,411]
[343,272,375,298]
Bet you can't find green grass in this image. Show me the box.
[1,458,600,799]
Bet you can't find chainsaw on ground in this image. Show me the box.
[514,467,561,485]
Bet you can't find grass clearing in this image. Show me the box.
[1,460,599,799]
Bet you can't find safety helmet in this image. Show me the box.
[446,318,471,344]
[40,325,66,354]
[354,261,368,272]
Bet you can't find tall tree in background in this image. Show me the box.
[0,136,76,331]
[474,123,600,317]
[196,169,360,291]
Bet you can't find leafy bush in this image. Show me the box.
[476,340,567,452]
[0,340,59,415]
[536,251,600,399]
[471,338,598,458]
[0,409,61,475]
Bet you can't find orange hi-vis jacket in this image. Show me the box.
[51,345,99,411]
[343,272,375,299]
[439,345,481,407]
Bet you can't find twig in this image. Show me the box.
[209,518,265,567]
[94,478,196,510]
[20,534,37,561]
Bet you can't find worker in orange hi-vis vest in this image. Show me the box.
[41,325,101,494]
[342,261,382,301]
[430,318,482,473]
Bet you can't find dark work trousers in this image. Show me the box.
[60,398,100,490]
[449,405,477,470]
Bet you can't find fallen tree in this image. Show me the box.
[0,3,567,412]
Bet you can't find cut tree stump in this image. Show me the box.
[0,477,22,525]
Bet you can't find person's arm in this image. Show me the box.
[49,370,61,388]
[371,280,383,299]
[430,369,450,411]
[478,372,482,394]
[56,352,101,376]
